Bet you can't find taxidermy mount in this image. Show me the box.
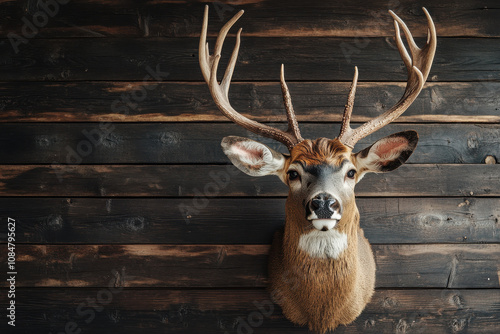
[199,6,436,333]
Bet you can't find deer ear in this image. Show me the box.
[221,136,286,177]
[354,131,418,175]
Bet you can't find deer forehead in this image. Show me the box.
[287,138,353,170]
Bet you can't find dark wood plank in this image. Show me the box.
[1,123,498,164]
[0,0,499,38]
[2,81,499,123]
[1,289,498,333]
[1,244,498,288]
[0,164,498,197]
[0,38,499,81]
[1,198,498,244]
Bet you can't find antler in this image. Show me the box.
[338,8,437,149]
[199,6,303,151]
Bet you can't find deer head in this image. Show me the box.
[200,6,436,332]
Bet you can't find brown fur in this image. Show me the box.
[290,138,350,168]
[268,138,376,333]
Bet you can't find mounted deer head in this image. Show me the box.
[200,6,436,333]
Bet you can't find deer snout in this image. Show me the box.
[307,193,342,231]
[309,193,341,219]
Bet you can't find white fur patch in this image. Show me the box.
[312,219,338,231]
[298,229,348,259]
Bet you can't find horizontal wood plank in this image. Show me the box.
[0,38,499,81]
[0,0,499,38]
[1,123,498,164]
[1,81,499,123]
[0,289,498,333]
[1,197,498,244]
[0,164,498,197]
[1,244,498,288]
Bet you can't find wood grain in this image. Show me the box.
[0,38,499,81]
[1,164,498,197]
[1,81,498,123]
[0,288,498,333]
[1,123,498,164]
[0,1,498,332]
[1,244,498,288]
[0,0,499,37]
[1,197,498,244]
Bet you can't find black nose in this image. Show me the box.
[310,193,340,219]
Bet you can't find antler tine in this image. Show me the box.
[338,8,436,149]
[199,5,211,83]
[422,7,437,79]
[389,8,436,81]
[221,27,242,96]
[338,66,358,145]
[199,6,244,84]
[199,5,303,151]
[280,64,303,143]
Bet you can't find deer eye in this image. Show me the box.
[346,169,356,179]
[287,170,300,181]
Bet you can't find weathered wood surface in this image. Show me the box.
[1,198,498,244]
[1,1,498,332]
[0,289,498,333]
[0,38,499,81]
[1,244,498,289]
[2,81,499,123]
[0,81,499,123]
[1,164,498,197]
[0,0,499,38]
[1,123,499,164]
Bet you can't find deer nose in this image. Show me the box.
[309,193,341,219]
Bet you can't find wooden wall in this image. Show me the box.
[0,0,499,333]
